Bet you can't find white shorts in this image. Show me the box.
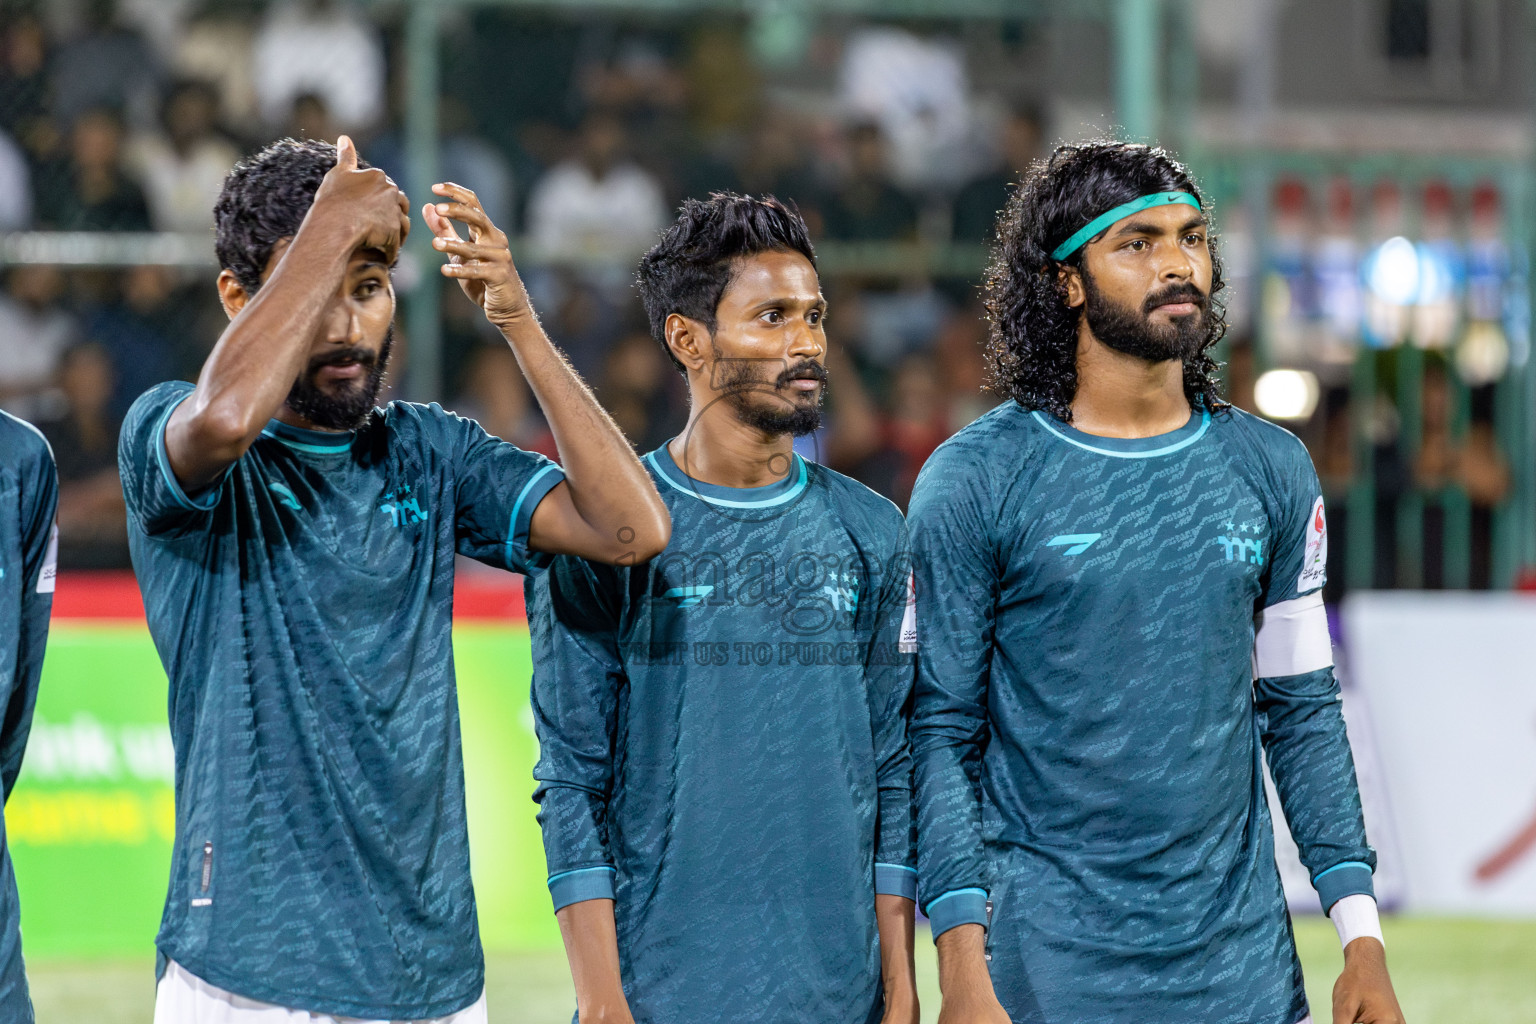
[153,960,489,1024]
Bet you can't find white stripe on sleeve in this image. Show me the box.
[1253,591,1333,678]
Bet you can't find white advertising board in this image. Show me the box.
[1342,592,1536,914]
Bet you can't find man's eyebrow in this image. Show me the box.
[1109,213,1208,239]
[746,295,823,312]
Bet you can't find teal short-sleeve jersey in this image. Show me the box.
[528,445,915,1024]
[118,381,564,1019]
[0,411,57,1024]
[909,403,1373,1024]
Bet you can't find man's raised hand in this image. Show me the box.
[311,135,411,261]
[423,182,532,331]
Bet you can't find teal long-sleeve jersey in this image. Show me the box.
[908,402,1374,1024]
[119,382,564,1019]
[0,411,57,1024]
[528,444,915,1024]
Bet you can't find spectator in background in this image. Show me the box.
[525,111,667,282]
[844,352,952,510]
[932,298,996,427]
[598,330,683,454]
[581,34,689,131]
[436,97,515,233]
[451,343,557,459]
[175,8,261,128]
[252,0,384,133]
[952,105,1042,243]
[734,108,820,218]
[370,96,514,233]
[36,107,152,231]
[532,269,628,382]
[81,264,180,420]
[1416,365,1510,507]
[286,92,340,144]
[49,0,164,131]
[0,14,53,172]
[439,276,501,399]
[1417,364,1510,590]
[0,265,78,420]
[0,127,31,230]
[37,342,129,568]
[684,23,761,146]
[128,79,240,233]
[838,24,980,193]
[821,121,917,241]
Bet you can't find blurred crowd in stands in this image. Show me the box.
[0,0,1514,589]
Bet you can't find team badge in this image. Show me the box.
[898,572,917,653]
[1298,496,1327,591]
[37,524,57,594]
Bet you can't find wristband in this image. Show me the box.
[1330,893,1383,950]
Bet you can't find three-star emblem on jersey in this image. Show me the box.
[378,482,428,527]
[822,571,860,612]
[1215,518,1267,566]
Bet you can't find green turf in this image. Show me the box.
[27,917,1536,1023]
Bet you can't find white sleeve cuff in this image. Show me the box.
[1330,893,1383,950]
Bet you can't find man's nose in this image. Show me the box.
[325,301,362,344]
[787,319,824,361]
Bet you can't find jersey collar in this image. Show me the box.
[645,442,809,509]
[1030,406,1211,458]
[260,418,356,455]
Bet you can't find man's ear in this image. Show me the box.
[664,313,709,374]
[216,269,250,321]
[1057,264,1085,309]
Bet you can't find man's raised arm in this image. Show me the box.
[423,183,668,565]
[167,135,410,492]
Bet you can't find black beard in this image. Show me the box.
[716,356,826,438]
[1081,270,1207,363]
[285,327,393,431]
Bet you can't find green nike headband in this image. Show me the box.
[1050,191,1202,261]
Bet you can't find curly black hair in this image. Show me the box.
[214,138,374,295]
[637,192,816,372]
[984,141,1228,421]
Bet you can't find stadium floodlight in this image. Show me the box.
[1365,235,1421,307]
[1253,368,1320,421]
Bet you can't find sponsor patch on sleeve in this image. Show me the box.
[36,524,59,594]
[1297,496,1327,593]
[898,572,917,653]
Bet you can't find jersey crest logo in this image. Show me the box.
[1045,533,1101,556]
[378,483,428,527]
[822,570,860,612]
[661,585,714,608]
[268,482,302,511]
[1216,519,1266,565]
